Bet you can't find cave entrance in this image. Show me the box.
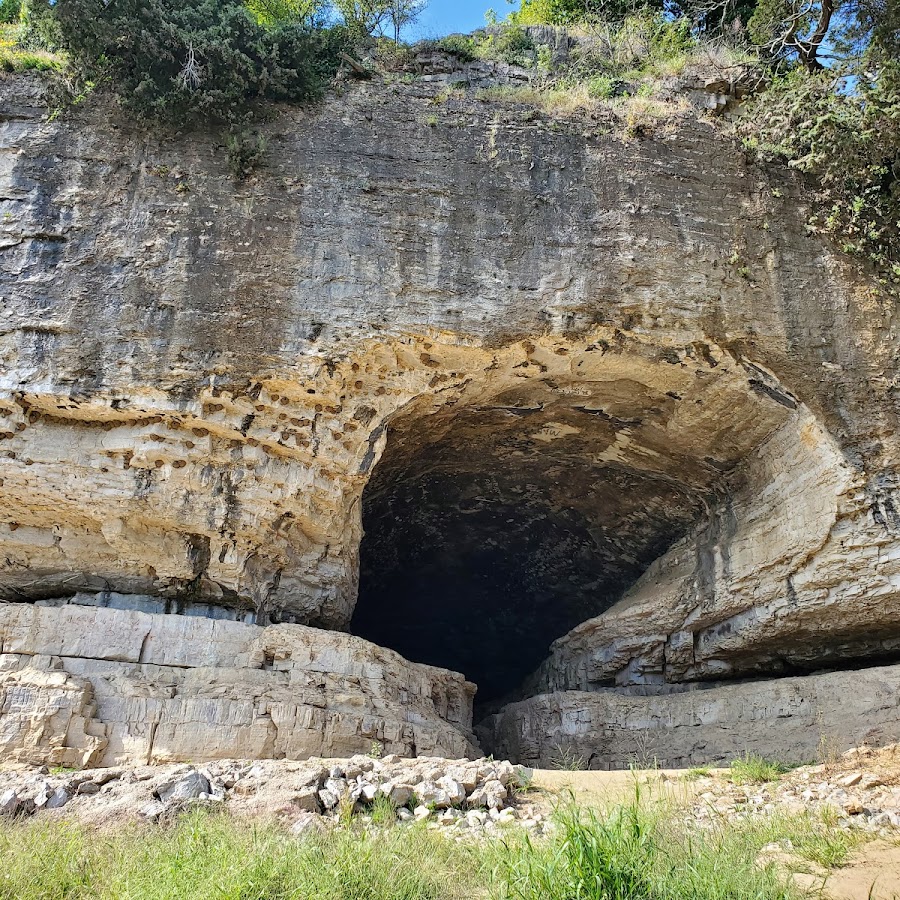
[351,373,728,708]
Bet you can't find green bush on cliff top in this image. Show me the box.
[42,0,347,125]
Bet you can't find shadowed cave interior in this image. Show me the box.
[350,383,720,710]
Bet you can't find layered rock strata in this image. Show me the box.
[0,600,477,767]
[3,59,900,766]
[522,405,900,693]
[480,664,900,769]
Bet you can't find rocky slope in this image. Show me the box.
[0,752,531,832]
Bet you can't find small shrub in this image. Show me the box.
[730,754,790,785]
[549,743,588,771]
[373,36,415,71]
[493,23,535,66]
[588,73,618,98]
[430,33,479,61]
[225,128,267,179]
[647,15,695,60]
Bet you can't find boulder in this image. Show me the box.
[0,790,19,816]
[44,788,70,810]
[291,811,327,839]
[154,771,211,804]
[292,785,321,813]
[469,780,507,810]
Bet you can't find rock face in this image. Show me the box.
[0,600,477,767]
[2,55,900,766]
[479,664,900,769]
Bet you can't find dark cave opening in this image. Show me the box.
[353,470,637,708]
[350,387,714,710]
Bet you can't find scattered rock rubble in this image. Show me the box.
[684,744,900,838]
[8,744,900,850]
[0,754,549,838]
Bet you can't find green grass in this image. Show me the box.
[370,793,398,826]
[0,792,859,900]
[496,789,836,900]
[683,766,713,781]
[730,755,791,785]
[749,808,858,870]
[0,810,491,900]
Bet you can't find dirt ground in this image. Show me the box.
[532,767,705,806]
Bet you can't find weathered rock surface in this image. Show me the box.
[479,664,900,769]
[522,405,900,693]
[0,601,477,767]
[3,57,900,765]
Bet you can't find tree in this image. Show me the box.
[513,0,665,25]
[670,0,760,38]
[386,0,425,43]
[244,0,325,27]
[748,0,836,69]
[333,0,391,37]
[742,61,900,289]
[748,0,900,70]
[332,0,425,41]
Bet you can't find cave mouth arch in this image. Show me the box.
[350,338,797,709]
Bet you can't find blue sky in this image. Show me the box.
[412,0,519,38]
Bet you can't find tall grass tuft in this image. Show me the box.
[501,793,657,899]
[497,788,814,900]
[730,755,791,785]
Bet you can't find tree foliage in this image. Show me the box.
[0,0,20,25]
[333,0,424,41]
[512,0,665,26]
[745,0,900,69]
[46,0,346,124]
[244,0,324,27]
[743,63,900,289]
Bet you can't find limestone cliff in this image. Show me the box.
[3,58,900,766]
[0,599,477,766]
